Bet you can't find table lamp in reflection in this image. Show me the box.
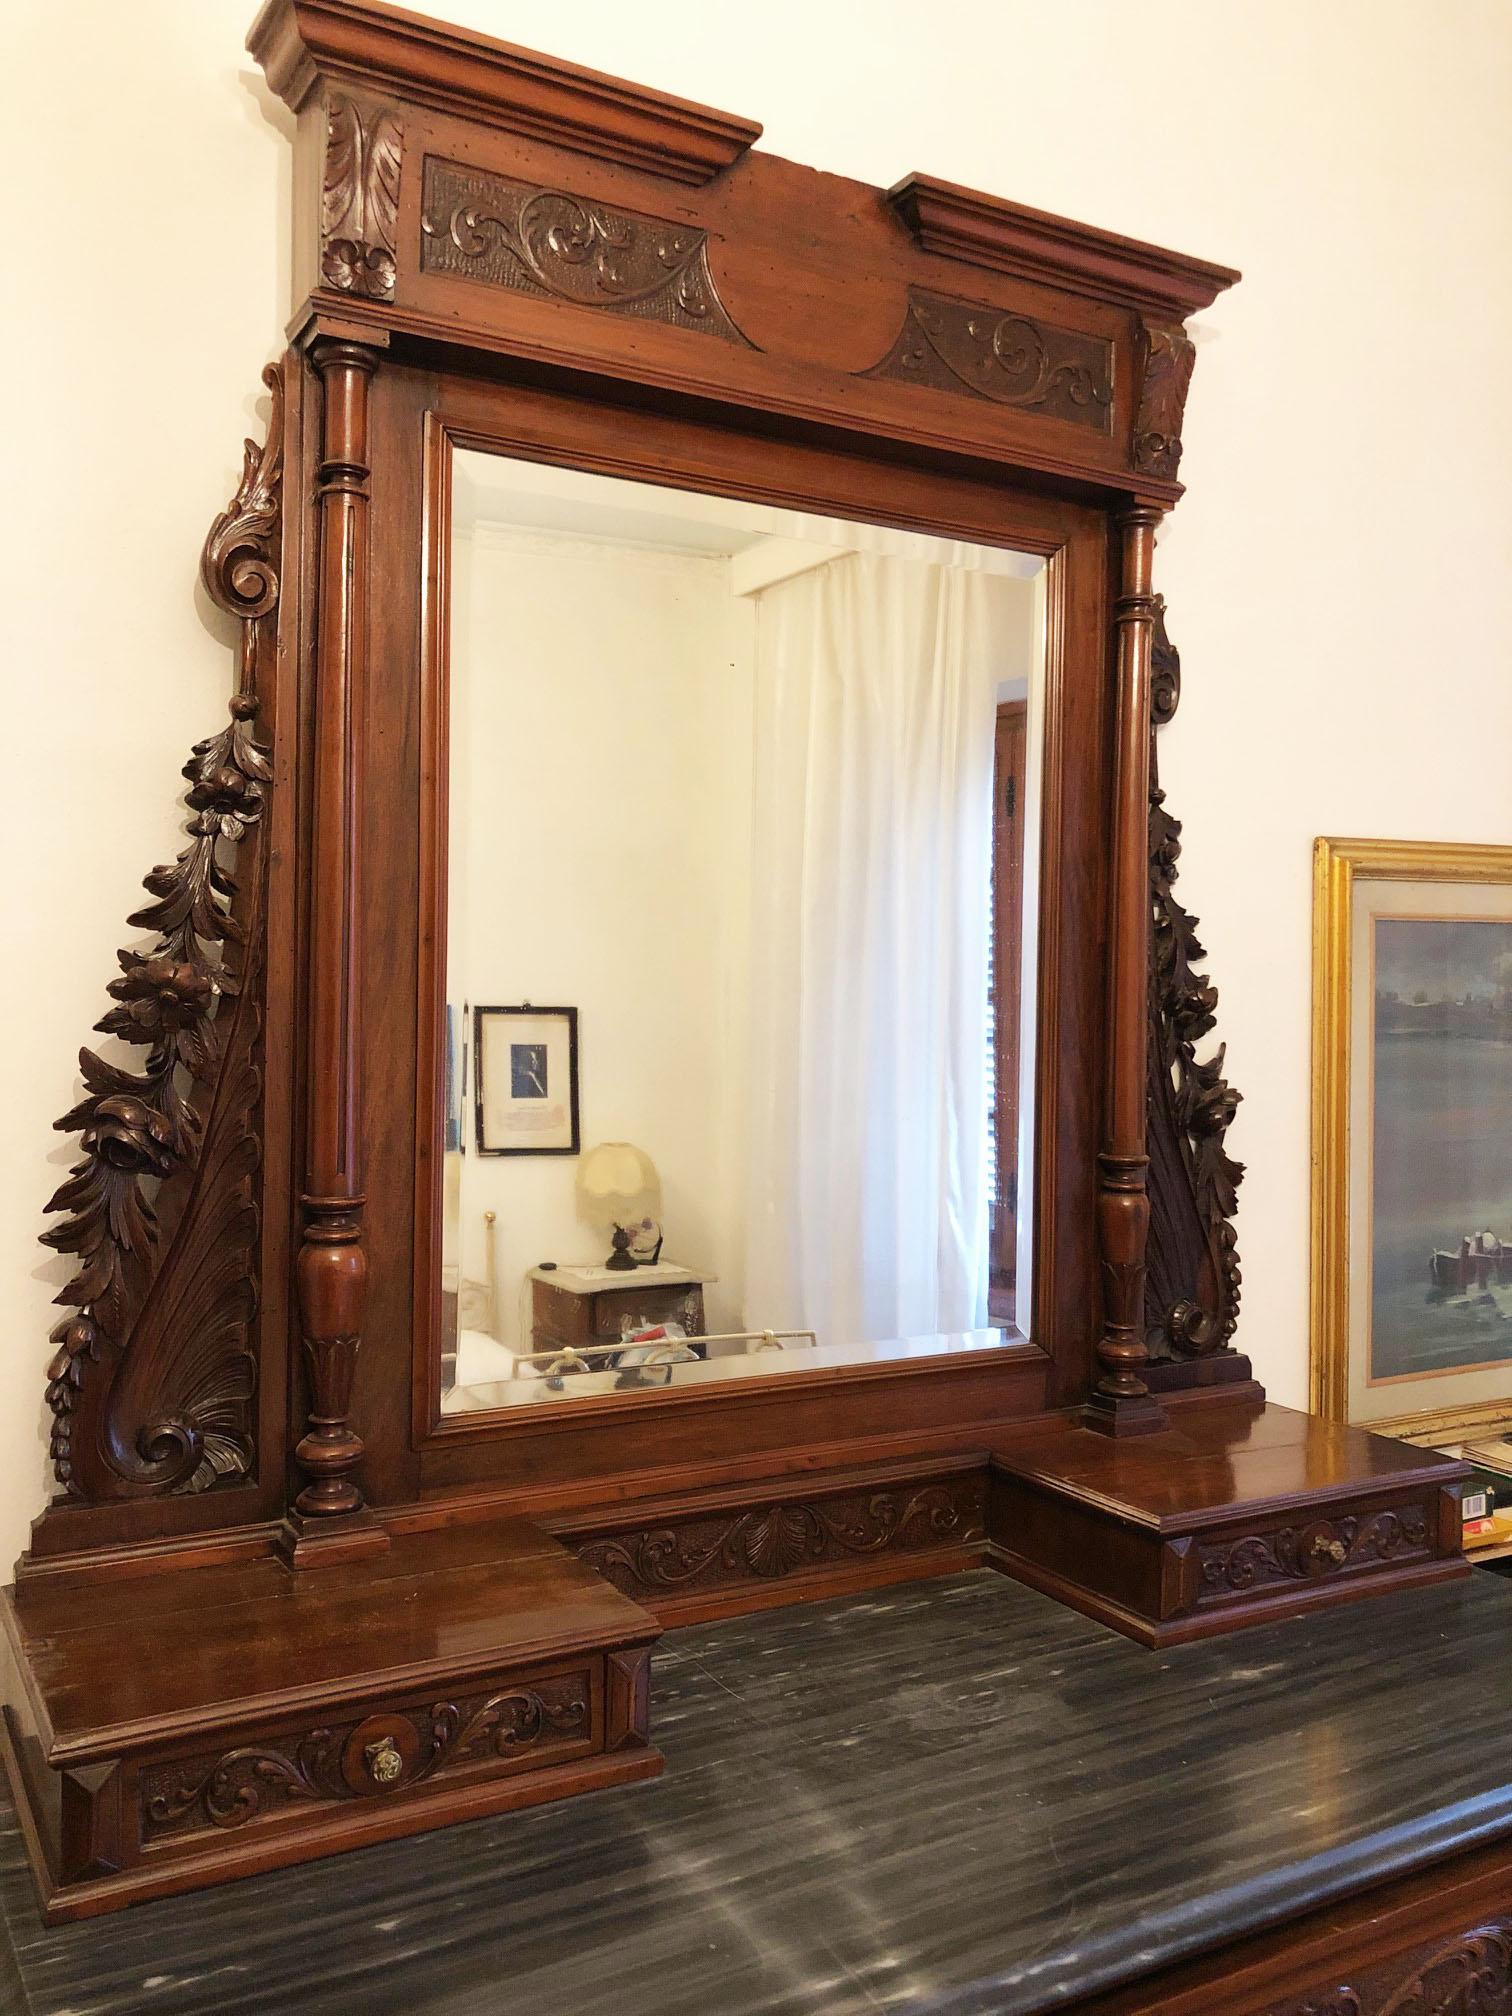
[576,1142,661,1271]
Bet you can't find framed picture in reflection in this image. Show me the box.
[473,1004,580,1156]
[1311,840,1512,1439]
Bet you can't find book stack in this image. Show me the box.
[1454,1438,1512,1552]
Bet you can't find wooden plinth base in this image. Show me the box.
[988,1399,1470,1645]
[0,1518,661,1923]
[1080,1388,1169,1437]
[273,1505,391,1568]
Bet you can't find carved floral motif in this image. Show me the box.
[418,156,751,343]
[1200,1506,1431,1598]
[1268,1919,1512,2016]
[1133,320,1196,479]
[141,1680,589,1839]
[861,288,1113,431]
[577,1482,985,1595]
[41,371,283,1499]
[1144,598,1244,1356]
[322,95,402,300]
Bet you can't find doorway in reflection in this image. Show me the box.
[440,449,1046,1411]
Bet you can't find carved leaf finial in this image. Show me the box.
[1145,598,1244,1356]
[1133,322,1196,480]
[42,372,283,1501]
[202,363,284,624]
[321,96,402,301]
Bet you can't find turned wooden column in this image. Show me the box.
[282,332,389,1563]
[1085,505,1168,1438]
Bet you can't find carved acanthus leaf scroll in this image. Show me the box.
[1199,1506,1431,1598]
[1144,598,1244,1358]
[577,1481,985,1597]
[141,1679,588,1838]
[41,368,281,1500]
[418,156,752,344]
[322,95,403,300]
[1267,1919,1512,2016]
[861,288,1113,432]
[1133,321,1196,479]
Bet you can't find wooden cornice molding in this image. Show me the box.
[887,174,1240,319]
[247,0,761,186]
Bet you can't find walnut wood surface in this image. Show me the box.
[7,0,1411,1938]
[989,1400,1468,1645]
[1144,599,1245,1360]
[1087,507,1164,1431]
[1,1519,662,1921]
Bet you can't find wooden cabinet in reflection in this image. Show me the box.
[529,1265,708,1365]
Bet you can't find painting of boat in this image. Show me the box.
[1430,1230,1512,1292]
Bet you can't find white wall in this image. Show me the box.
[6,1,1512,1568]
[448,524,754,1351]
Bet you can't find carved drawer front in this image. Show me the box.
[591,1287,704,1341]
[1194,1498,1436,1611]
[576,1473,988,1604]
[137,1661,597,1850]
[1263,1915,1512,2016]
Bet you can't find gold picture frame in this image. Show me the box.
[1311,837,1512,1441]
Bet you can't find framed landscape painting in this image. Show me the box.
[1311,839,1512,1438]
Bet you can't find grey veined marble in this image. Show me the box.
[6,1569,1512,2016]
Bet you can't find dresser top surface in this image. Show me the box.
[529,1262,708,1294]
[6,1567,1512,2015]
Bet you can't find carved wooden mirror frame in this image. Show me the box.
[26,0,1248,1577]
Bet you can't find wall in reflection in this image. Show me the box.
[440,455,1044,1409]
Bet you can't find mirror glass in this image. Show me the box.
[439,448,1046,1413]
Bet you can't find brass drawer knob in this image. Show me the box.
[365,1737,404,1786]
[1311,1535,1347,1566]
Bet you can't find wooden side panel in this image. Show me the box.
[1078,1837,1512,2014]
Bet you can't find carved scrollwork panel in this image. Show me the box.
[1144,597,1245,1359]
[1197,1504,1431,1602]
[140,1673,591,1842]
[418,156,752,344]
[1133,320,1196,479]
[1266,1919,1512,2016]
[321,95,403,300]
[575,1480,985,1599]
[860,287,1113,431]
[40,370,283,1502]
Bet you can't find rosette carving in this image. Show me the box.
[1143,599,1245,1358]
[1133,320,1196,479]
[41,371,282,1500]
[321,95,402,300]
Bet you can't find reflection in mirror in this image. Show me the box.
[439,449,1046,1413]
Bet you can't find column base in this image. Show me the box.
[1081,1389,1169,1438]
[274,1506,391,1570]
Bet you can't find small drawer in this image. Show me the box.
[591,1286,704,1340]
[1194,1498,1435,1609]
[137,1660,598,1851]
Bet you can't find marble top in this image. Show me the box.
[527,1262,708,1293]
[6,1569,1512,2015]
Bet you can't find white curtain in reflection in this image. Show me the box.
[743,551,1007,1348]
